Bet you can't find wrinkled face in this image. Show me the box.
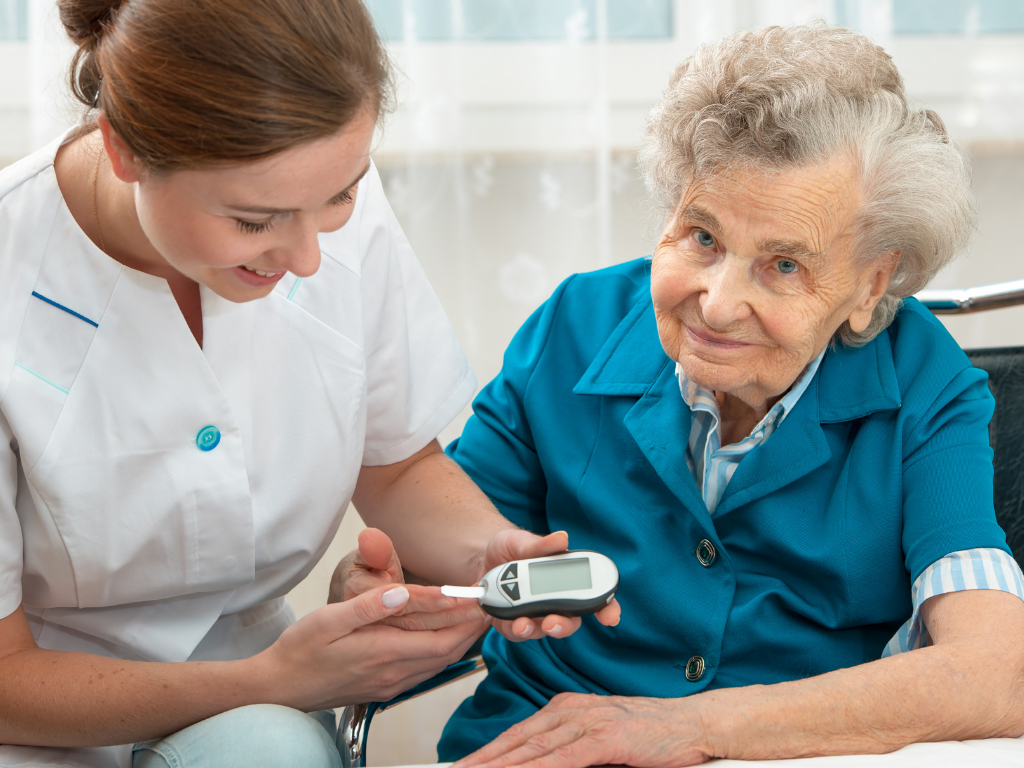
[651,158,893,409]
[128,109,376,303]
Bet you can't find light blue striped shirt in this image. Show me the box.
[677,356,1024,656]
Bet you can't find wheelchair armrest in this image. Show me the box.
[339,634,488,767]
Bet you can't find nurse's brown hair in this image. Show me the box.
[58,0,392,171]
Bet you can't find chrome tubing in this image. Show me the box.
[916,279,1024,314]
[337,655,486,767]
[339,702,378,768]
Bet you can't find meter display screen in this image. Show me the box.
[528,558,592,595]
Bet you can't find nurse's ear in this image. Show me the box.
[97,112,145,184]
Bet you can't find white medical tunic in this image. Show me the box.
[0,137,476,767]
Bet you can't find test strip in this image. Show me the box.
[441,585,486,599]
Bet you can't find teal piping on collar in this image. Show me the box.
[287,277,303,301]
[14,362,70,394]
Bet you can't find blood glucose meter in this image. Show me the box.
[441,550,619,620]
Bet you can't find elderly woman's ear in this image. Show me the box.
[847,251,900,334]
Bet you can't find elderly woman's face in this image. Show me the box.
[651,158,894,408]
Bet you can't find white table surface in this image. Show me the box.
[422,735,1024,767]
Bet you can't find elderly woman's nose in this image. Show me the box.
[699,259,753,328]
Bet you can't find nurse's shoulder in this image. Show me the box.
[0,140,66,401]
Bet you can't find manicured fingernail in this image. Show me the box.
[547,624,563,635]
[517,624,532,637]
[382,587,409,608]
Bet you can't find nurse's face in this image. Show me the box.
[103,109,376,303]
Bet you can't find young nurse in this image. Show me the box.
[0,1,618,766]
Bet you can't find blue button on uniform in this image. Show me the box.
[196,425,221,452]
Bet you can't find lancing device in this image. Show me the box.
[441,550,619,620]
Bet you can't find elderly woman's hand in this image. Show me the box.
[452,693,709,768]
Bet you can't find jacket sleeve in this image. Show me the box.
[901,365,1011,583]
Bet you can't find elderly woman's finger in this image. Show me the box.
[466,723,600,768]
[452,706,573,768]
[357,527,404,581]
[594,598,621,627]
[541,614,582,638]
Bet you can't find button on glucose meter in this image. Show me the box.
[442,550,618,620]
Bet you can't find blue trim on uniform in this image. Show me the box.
[287,278,302,301]
[14,362,70,394]
[31,291,99,327]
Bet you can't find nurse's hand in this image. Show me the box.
[330,528,489,631]
[480,529,621,643]
[257,582,488,710]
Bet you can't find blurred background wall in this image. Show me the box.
[2,0,1024,763]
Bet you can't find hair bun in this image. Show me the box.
[59,0,126,51]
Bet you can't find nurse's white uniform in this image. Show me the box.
[0,137,476,767]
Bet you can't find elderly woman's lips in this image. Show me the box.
[685,326,751,349]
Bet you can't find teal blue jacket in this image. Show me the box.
[438,258,1010,759]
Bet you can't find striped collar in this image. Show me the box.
[676,350,826,435]
[675,350,825,512]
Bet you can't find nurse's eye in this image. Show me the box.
[694,229,715,249]
[237,218,276,234]
[776,259,798,274]
[328,189,354,207]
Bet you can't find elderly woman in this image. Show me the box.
[394,23,1024,766]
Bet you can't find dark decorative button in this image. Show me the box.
[685,655,705,681]
[696,539,717,567]
[501,563,518,581]
[501,581,521,601]
[196,425,221,452]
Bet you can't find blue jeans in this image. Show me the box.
[133,706,341,768]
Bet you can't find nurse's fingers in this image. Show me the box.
[378,599,489,630]
[357,527,404,581]
[323,582,414,636]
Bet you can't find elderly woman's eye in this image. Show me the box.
[695,230,715,248]
[777,259,798,274]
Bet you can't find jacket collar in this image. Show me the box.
[573,295,670,397]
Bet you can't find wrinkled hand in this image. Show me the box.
[452,693,710,768]
[478,529,620,643]
[329,528,489,630]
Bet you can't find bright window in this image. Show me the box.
[0,0,28,41]
[365,0,673,42]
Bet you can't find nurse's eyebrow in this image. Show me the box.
[228,161,372,215]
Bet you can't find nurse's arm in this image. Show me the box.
[0,582,480,746]
[454,589,1024,768]
[351,440,621,640]
[353,440,513,588]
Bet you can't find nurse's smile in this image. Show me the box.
[234,264,287,288]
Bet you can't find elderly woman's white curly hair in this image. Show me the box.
[638,22,976,346]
